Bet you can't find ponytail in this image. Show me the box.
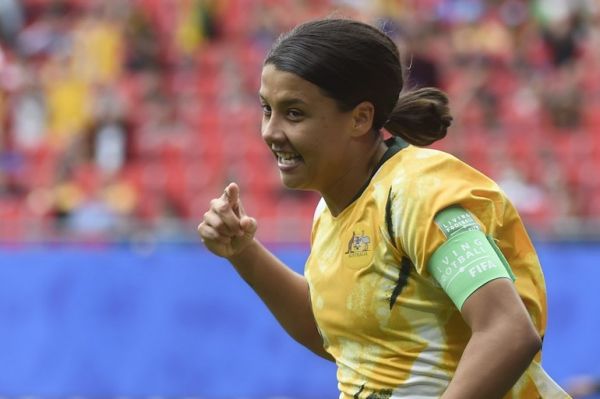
[383,87,452,146]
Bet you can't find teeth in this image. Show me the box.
[276,152,301,162]
[279,153,296,160]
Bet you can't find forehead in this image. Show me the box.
[259,64,324,103]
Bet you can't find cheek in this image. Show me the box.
[306,131,344,170]
[292,117,345,160]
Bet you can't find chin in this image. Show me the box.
[279,174,313,191]
[280,179,303,190]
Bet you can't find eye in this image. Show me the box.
[261,103,272,117]
[287,109,304,121]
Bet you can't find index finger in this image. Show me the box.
[223,182,241,215]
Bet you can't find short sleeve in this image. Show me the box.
[389,155,508,277]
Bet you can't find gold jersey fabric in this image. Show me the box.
[305,139,569,399]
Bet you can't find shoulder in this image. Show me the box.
[376,146,467,185]
[390,146,477,178]
[381,146,513,233]
[379,146,501,202]
[313,197,327,221]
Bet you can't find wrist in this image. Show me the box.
[227,238,261,264]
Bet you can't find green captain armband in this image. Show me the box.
[428,206,515,310]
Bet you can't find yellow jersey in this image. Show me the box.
[305,138,569,398]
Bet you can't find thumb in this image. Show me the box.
[240,216,257,237]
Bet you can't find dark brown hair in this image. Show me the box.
[264,18,452,146]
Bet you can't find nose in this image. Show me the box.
[261,115,285,144]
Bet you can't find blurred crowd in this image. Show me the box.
[0,0,598,243]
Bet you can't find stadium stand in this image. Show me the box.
[0,0,599,243]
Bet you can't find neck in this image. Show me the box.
[323,134,388,216]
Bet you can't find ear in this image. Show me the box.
[350,101,375,137]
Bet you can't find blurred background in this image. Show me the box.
[0,0,599,398]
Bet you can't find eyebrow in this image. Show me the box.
[258,94,308,107]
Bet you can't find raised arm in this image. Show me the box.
[198,183,332,360]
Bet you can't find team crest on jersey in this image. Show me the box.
[345,230,371,257]
[343,226,375,269]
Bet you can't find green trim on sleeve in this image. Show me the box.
[429,206,515,309]
[486,235,516,281]
[434,204,481,237]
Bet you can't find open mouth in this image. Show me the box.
[274,151,303,169]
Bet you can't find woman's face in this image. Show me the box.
[259,64,356,193]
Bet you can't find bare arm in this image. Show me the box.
[441,279,542,399]
[198,183,332,360]
[228,239,331,359]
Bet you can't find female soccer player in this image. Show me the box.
[198,18,570,399]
